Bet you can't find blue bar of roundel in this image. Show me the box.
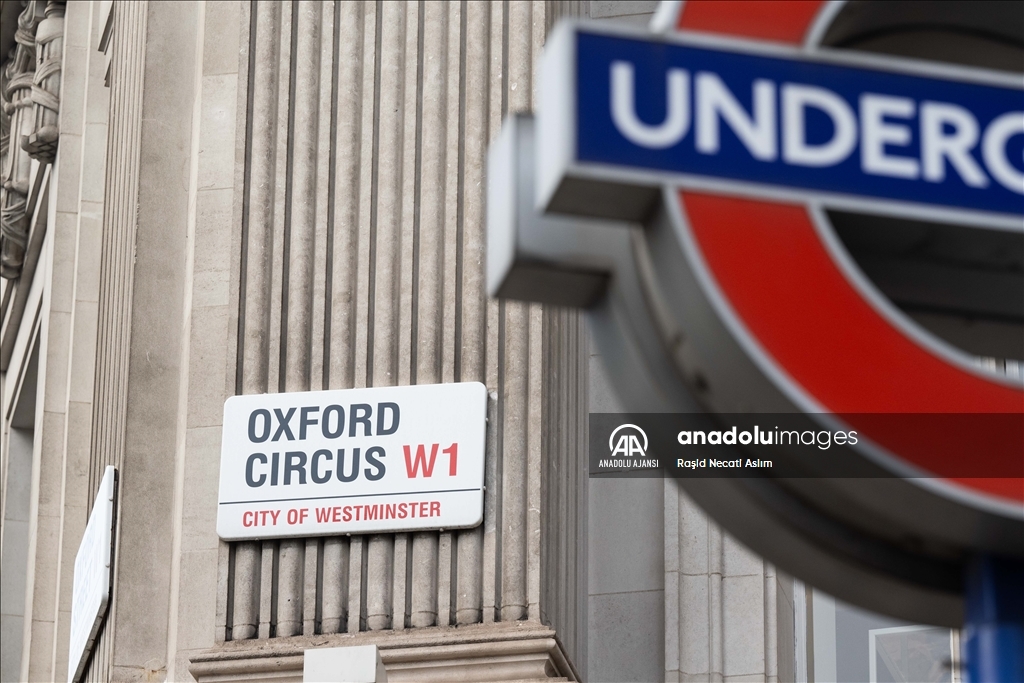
[575,31,1024,218]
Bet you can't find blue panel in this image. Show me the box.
[574,31,1024,217]
[965,555,1024,683]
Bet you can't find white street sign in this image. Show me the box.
[68,466,117,683]
[217,382,487,540]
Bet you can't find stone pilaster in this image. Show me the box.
[207,5,587,678]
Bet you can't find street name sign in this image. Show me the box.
[68,466,117,683]
[217,382,487,540]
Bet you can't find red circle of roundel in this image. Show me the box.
[672,0,1024,504]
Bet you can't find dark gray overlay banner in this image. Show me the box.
[589,413,1024,479]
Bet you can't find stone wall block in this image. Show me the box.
[679,571,711,677]
[722,574,765,677]
[723,533,764,578]
[670,487,794,683]
[176,547,220,652]
[179,427,222,551]
[197,74,238,193]
[202,0,243,77]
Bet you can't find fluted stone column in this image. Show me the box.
[203,0,587,678]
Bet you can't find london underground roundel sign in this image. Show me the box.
[516,0,1024,624]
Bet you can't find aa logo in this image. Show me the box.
[609,424,648,458]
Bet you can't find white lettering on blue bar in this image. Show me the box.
[573,31,1024,217]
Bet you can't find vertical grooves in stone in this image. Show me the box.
[235,1,259,397]
[278,0,297,394]
[363,0,383,386]
[327,0,363,392]
[526,299,544,621]
[242,0,279,397]
[539,306,587,656]
[408,0,445,628]
[489,0,511,623]
[346,535,363,632]
[500,298,527,621]
[453,0,467,383]
[309,538,324,635]
[309,2,334,394]
[263,2,288,396]
[364,0,405,631]
[397,0,418,615]
[526,0,547,624]
[710,523,725,680]
[454,0,487,625]
[320,536,348,633]
[315,0,348,634]
[89,1,143,498]
[480,1,502,626]
[567,310,576,642]
[277,0,322,638]
[396,0,417,391]
[83,3,147,680]
[358,536,370,630]
[321,0,341,390]
[276,539,304,637]
[221,2,584,655]
[576,311,587,657]
[764,561,779,682]
[229,0,282,641]
[498,0,533,622]
[435,0,462,628]
[560,311,569,627]
[449,0,465,613]
[407,1,424,389]
[539,307,556,634]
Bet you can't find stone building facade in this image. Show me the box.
[1,1,973,682]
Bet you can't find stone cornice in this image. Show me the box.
[188,620,578,682]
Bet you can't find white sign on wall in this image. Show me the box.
[68,466,117,683]
[217,382,487,540]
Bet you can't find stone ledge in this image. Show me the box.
[188,621,577,682]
